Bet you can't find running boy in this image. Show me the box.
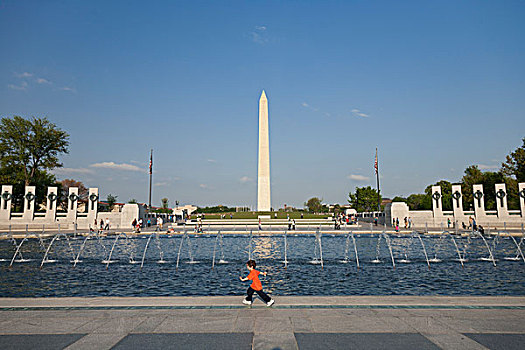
[239,260,275,306]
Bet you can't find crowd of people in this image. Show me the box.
[332,213,357,230]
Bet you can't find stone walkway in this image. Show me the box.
[0,296,524,349]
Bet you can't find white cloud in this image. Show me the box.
[52,167,94,175]
[207,159,217,163]
[199,184,208,189]
[301,101,319,112]
[154,182,169,187]
[90,162,143,172]
[60,86,76,93]
[8,81,28,90]
[15,72,32,78]
[352,109,369,118]
[250,26,269,44]
[348,174,370,181]
[478,164,499,170]
[36,78,51,84]
[240,176,253,183]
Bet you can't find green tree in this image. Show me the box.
[128,199,137,204]
[348,186,380,212]
[406,193,431,210]
[0,116,69,186]
[161,197,169,209]
[305,197,323,213]
[106,194,118,211]
[502,137,525,182]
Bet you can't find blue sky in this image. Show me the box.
[1,0,524,208]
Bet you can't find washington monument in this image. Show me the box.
[257,90,271,211]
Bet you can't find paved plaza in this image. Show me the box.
[0,296,523,349]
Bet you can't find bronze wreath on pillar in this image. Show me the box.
[432,191,441,209]
[89,194,99,211]
[473,190,483,208]
[496,189,506,207]
[2,191,12,202]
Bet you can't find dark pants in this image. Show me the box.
[246,287,271,303]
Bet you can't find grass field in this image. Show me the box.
[194,212,330,220]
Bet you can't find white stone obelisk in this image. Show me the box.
[257,90,271,211]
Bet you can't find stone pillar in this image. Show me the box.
[23,185,36,221]
[473,184,485,218]
[431,185,443,217]
[45,187,58,223]
[495,183,508,218]
[451,185,464,218]
[518,183,525,218]
[87,188,99,228]
[66,187,79,223]
[0,185,13,221]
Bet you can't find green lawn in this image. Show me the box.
[195,212,329,219]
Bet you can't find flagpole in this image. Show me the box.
[375,148,381,212]
[148,149,153,210]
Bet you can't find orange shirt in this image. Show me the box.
[247,269,262,291]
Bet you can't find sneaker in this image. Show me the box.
[266,299,275,307]
[242,299,252,305]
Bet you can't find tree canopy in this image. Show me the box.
[304,197,323,213]
[502,137,525,182]
[348,186,380,212]
[0,116,69,186]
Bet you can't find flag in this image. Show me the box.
[374,148,378,175]
[149,150,153,175]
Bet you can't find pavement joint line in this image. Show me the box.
[1,305,524,311]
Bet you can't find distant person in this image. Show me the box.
[104,218,110,230]
[230,214,233,219]
[147,218,151,227]
[478,225,485,235]
[301,213,304,219]
[462,222,467,230]
[132,218,137,229]
[472,217,477,231]
[392,218,396,227]
[374,217,378,226]
[239,260,274,307]
[139,218,143,228]
[100,219,104,231]
[258,218,262,231]
[408,217,412,229]
[292,219,296,231]
[396,218,399,227]
[288,218,292,230]
[274,213,277,218]
[404,217,408,229]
